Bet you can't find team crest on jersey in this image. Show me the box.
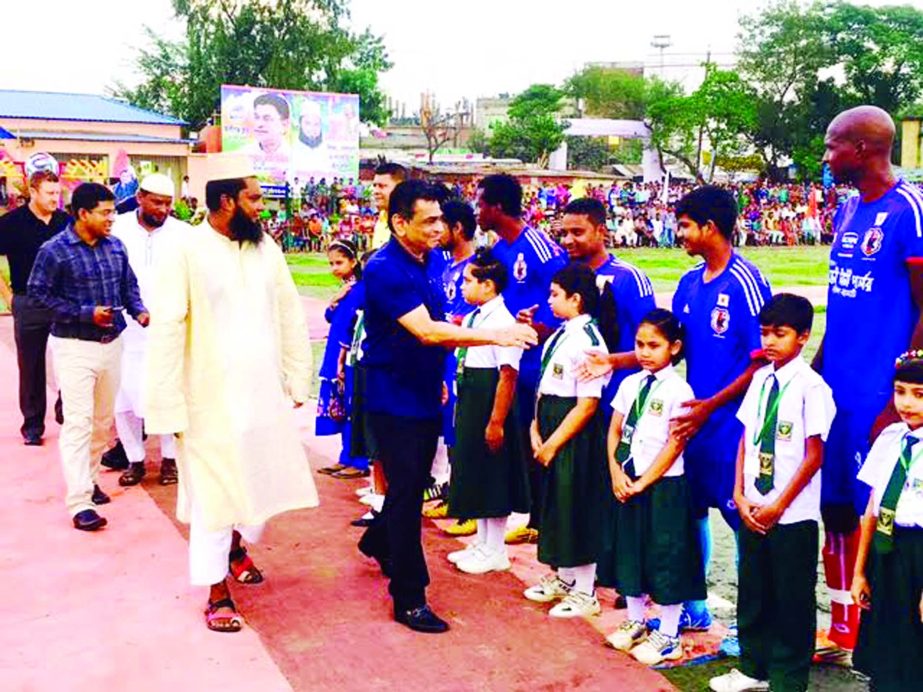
[445,280,457,302]
[513,253,528,281]
[776,421,793,441]
[710,306,730,335]
[861,228,883,257]
[649,399,664,416]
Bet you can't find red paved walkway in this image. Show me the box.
[0,313,671,691]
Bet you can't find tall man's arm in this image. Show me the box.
[273,243,312,406]
[869,260,923,440]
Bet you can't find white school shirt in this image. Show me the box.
[456,295,522,370]
[857,423,923,529]
[736,357,836,524]
[537,314,609,399]
[611,365,693,477]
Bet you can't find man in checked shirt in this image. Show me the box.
[28,183,149,532]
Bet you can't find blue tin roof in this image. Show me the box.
[0,90,186,126]
[13,130,192,145]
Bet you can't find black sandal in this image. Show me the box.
[205,598,243,632]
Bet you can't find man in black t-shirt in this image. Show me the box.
[0,171,70,445]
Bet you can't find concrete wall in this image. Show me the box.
[902,118,921,169]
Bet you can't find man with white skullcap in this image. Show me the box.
[107,173,189,486]
[143,156,318,632]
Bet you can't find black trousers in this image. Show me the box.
[738,520,818,692]
[359,413,440,611]
[11,295,53,438]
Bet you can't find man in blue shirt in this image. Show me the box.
[28,183,148,532]
[477,174,567,542]
[670,187,771,630]
[358,180,536,633]
[813,106,923,653]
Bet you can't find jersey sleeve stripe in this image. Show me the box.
[614,259,655,297]
[730,265,760,316]
[741,263,768,310]
[524,228,552,263]
[897,184,923,238]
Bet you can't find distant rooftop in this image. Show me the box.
[0,90,186,126]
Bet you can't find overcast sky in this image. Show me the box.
[5,0,917,114]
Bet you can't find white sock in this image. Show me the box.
[659,603,683,639]
[570,563,597,595]
[485,516,508,555]
[476,519,488,547]
[369,493,384,513]
[557,567,576,586]
[627,596,647,623]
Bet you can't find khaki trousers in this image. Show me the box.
[50,336,122,516]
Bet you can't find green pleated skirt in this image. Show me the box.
[536,395,608,568]
[854,526,923,691]
[604,473,705,604]
[447,368,530,518]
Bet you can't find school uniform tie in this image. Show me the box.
[455,308,481,383]
[755,374,780,495]
[539,326,567,379]
[616,374,656,478]
[874,435,917,554]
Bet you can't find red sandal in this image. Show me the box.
[205,597,243,633]
[229,547,264,584]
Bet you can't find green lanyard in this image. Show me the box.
[897,435,923,475]
[455,308,482,376]
[631,377,664,423]
[751,374,793,447]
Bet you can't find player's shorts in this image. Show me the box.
[684,430,740,530]
[824,404,877,515]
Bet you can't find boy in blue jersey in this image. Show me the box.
[477,174,567,542]
[670,187,772,631]
[811,106,923,654]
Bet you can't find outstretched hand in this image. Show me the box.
[670,398,713,440]
[575,351,614,382]
[516,304,539,327]
[496,323,539,349]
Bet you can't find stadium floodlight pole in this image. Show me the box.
[651,34,672,76]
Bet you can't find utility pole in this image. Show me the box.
[651,34,672,76]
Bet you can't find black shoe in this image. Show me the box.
[101,441,130,470]
[394,604,449,633]
[350,510,379,528]
[91,484,111,505]
[73,509,107,531]
[23,433,42,446]
[614,594,627,610]
[54,393,64,425]
[119,462,146,486]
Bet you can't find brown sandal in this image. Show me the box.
[331,467,370,480]
[205,597,243,633]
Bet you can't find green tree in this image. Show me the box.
[113,0,391,129]
[566,136,610,172]
[647,65,757,181]
[565,66,649,119]
[487,85,569,167]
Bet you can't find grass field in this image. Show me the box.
[286,245,831,299]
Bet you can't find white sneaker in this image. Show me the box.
[548,590,601,618]
[606,619,648,651]
[355,487,372,497]
[447,543,481,564]
[359,492,381,507]
[456,546,511,574]
[631,630,683,665]
[523,574,573,603]
[708,668,770,692]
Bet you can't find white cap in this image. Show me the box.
[139,173,175,198]
[206,154,257,182]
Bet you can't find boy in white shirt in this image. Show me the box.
[711,294,836,692]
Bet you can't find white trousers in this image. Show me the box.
[50,336,122,517]
[115,410,176,462]
[188,498,265,586]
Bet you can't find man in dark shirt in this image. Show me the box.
[0,171,70,444]
[28,183,148,532]
[357,180,537,633]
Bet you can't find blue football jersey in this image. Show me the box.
[596,255,656,408]
[672,253,772,457]
[492,226,567,385]
[442,254,476,323]
[824,180,923,412]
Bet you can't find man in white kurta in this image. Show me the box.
[111,174,187,487]
[144,168,318,631]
